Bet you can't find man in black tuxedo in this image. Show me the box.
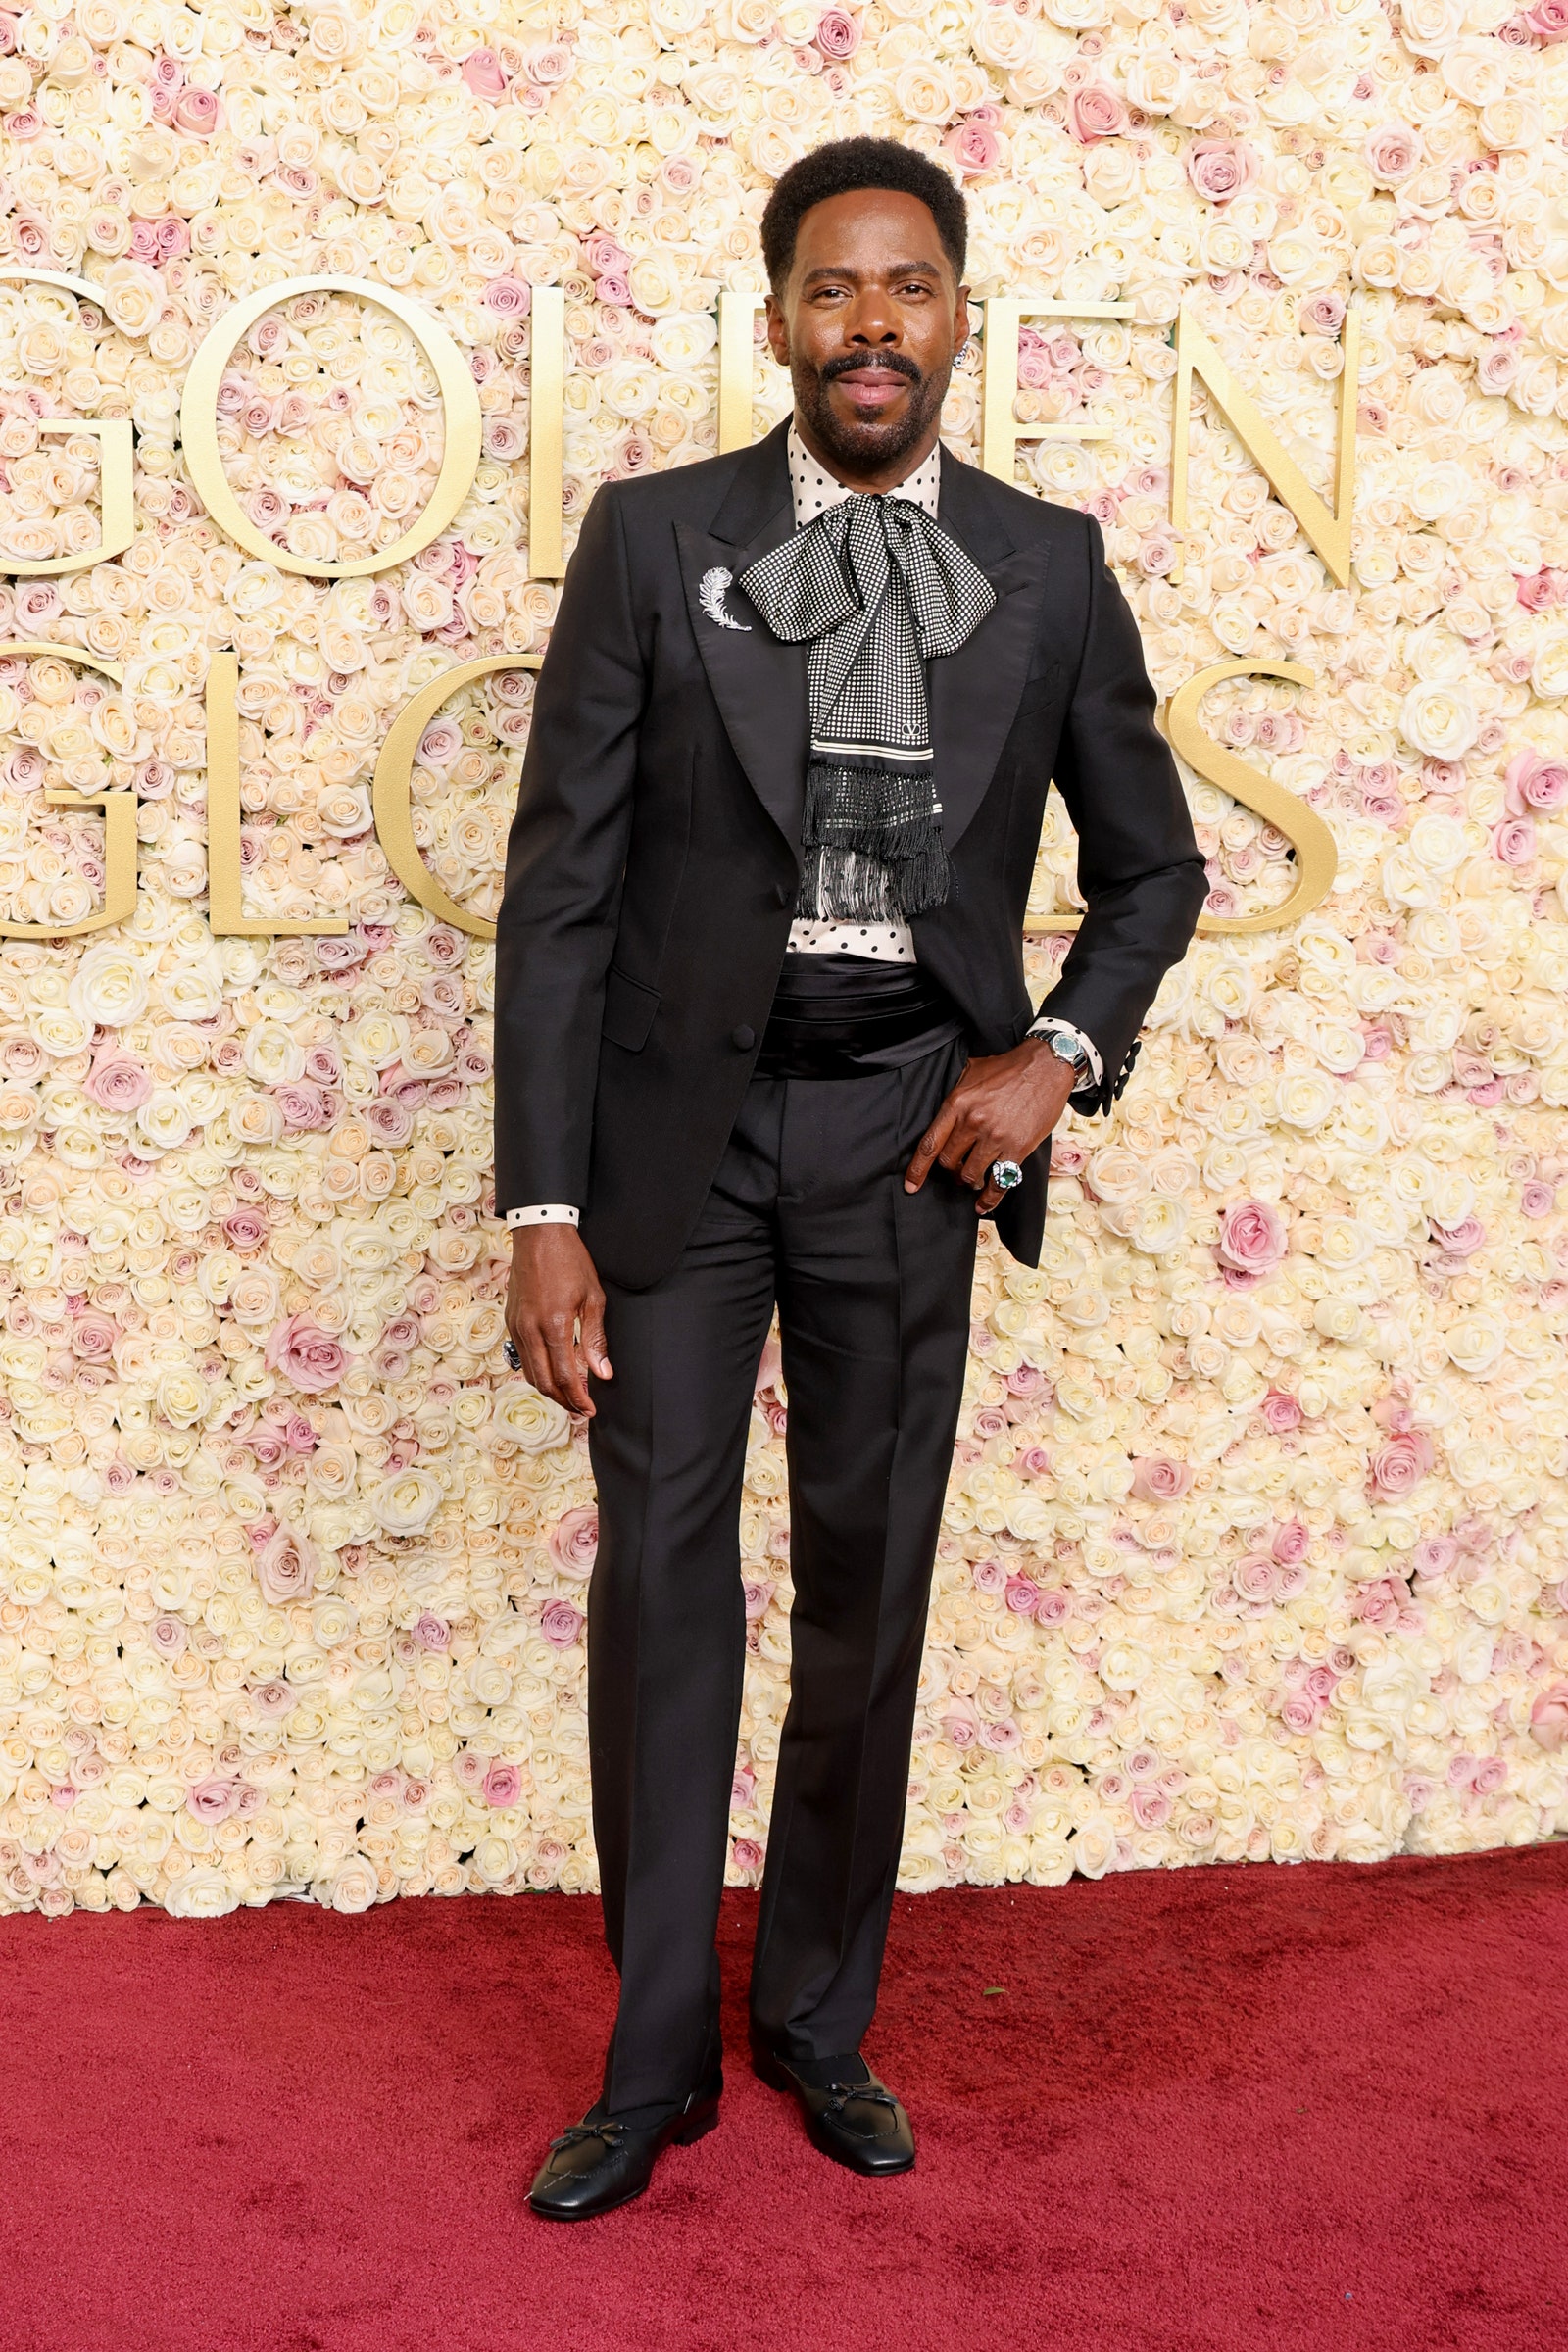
[497,138,1205,2218]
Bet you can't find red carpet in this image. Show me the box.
[2,1848,1566,2352]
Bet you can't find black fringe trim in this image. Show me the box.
[796,757,951,921]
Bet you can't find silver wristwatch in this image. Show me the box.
[1037,1026,1092,1078]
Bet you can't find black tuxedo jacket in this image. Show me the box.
[495,421,1206,1292]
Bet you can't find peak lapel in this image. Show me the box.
[678,428,808,860]
[929,454,1051,853]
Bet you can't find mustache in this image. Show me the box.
[818,351,922,388]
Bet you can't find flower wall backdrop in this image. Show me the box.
[1,0,1568,1922]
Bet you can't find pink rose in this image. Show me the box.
[417,716,462,767]
[462,46,509,95]
[1280,1693,1321,1735]
[731,1838,764,1877]
[1217,1200,1286,1276]
[539,1597,584,1649]
[1187,139,1258,203]
[944,120,1001,175]
[1259,1390,1302,1434]
[1526,0,1568,37]
[173,86,220,134]
[482,1760,521,1807]
[1370,1431,1435,1497]
[1300,293,1346,336]
[250,1679,297,1718]
[1069,83,1128,142]
[72,1312,116,1362]
[188,1777,242,1821]
[1530,1686,1568,1750]
[548,1506,599,1579]
[1354,1577,1407,1629]
[1272,1520,1309,1565]
[1504,748,1568,813]
[224,1208,268,1252]
[1131,1456,1194,1501]
[275,1083,329,1131]
[1521,1181,1556,1217]
[265,1312,346,1394]
[1365,124,1420,185]
[83,1051,152,1111]
[1492,818,1537,865]
[524,40,574,84]
[414,1612,449,1651]
[1430,1216,1485,1256]
[813,7,860,58]
[482,277,530,317]
[1515,571,1560,613]
[1411,1536,1457,1578]
[255,1523,318,1605]
[1234,1553,1277,1601]
[151,1616,187,1656]
[1005,1574,1041,1615]
[1477,345,1518,397]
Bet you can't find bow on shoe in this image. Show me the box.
[823,2082,903,2127]
[548,2121,627,2154]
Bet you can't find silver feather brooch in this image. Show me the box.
[699,565,751,632]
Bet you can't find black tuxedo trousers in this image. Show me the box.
[587,1037,976,2115]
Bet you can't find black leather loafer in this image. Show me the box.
[751,2036,915,2176]
[528,2076,721,2220]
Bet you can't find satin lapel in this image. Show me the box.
[928,543,1051,853]
[676,514,808,862]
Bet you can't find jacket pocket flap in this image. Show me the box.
[602,966,660,1053]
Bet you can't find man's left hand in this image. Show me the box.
[905,1037,1079,1214]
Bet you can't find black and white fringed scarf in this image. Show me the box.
[738,495,996,924]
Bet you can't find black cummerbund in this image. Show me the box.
[756,953,967,1081]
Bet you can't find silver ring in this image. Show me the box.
[503,1339,522,1371]
[990,1159,1024,1192]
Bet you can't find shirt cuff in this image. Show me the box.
[505,1204,580,1228]
[1026,1015,1104,1092]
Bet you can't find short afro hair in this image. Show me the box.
[760,137,967,290]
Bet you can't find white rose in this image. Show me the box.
[370,1469,443,1536]
[491,1381,571,1453]
[1446,1317,1505,1377]
[68,943,148,1027]
[164,1867,240,1919]
[319,1855,379,1913]
[1399,684,1478,761]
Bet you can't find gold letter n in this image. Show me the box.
[1170,306,1359,590]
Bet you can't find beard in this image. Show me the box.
[791,348,950,476]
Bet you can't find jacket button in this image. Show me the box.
[731,1024,756,1052]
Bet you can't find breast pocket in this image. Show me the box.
[1012,662,1064,726]
[602,965,660,1054]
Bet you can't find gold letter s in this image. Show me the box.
[1165,660,1338,935]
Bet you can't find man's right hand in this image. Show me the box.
[505,1226,612,1417]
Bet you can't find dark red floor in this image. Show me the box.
[2,1846,1566,2352]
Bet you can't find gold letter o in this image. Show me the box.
[179,274,482,579]
[372,656,542,940]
